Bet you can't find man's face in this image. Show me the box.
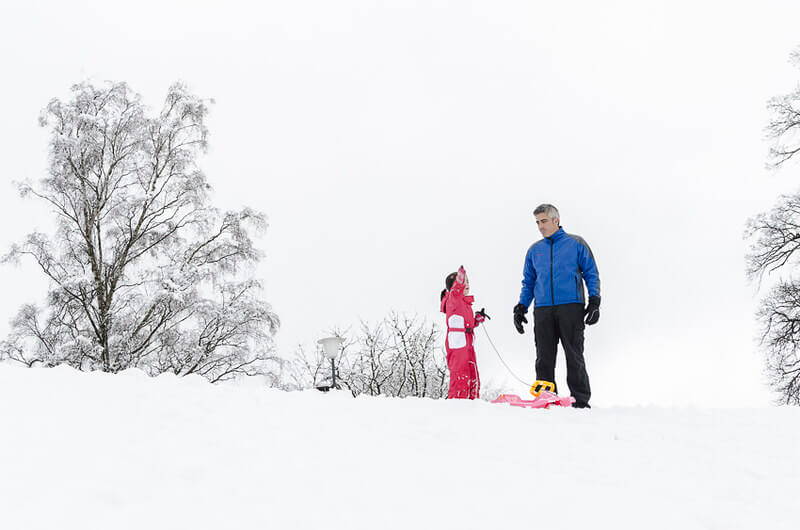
[535,213,560,238]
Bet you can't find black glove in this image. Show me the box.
[513,303,528,334]
[584,296,601,326]
[475,308,491,321]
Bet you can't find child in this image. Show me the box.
[439,266,489,399]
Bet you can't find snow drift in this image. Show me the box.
[0,363,798,529]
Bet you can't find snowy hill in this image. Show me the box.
[1,364,798,530]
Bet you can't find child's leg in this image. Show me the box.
[467,347,480,399]
[447,347,472,399]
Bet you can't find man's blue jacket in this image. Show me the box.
[518,227,601,309]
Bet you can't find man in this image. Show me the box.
[513,204,600,408]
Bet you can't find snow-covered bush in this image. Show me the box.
[2,81,280,382]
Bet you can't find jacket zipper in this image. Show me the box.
[550,241,555,306]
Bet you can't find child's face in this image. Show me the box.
[464,276,470,295]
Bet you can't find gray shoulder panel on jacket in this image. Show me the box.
[566,233,596,260]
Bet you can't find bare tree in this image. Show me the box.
[765,48,800,168]
[746,47,800,404]
[1,81,280,383]
[288,313,448,398]
[384,313,446,398]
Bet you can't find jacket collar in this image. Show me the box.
[546,226,566,242]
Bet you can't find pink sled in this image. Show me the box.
[491,392,575,409]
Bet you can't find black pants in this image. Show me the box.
[533,303,591,405]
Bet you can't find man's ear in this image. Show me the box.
[554,218,560,226]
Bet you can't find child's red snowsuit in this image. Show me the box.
[440,266,481,399]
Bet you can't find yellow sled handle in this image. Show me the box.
[530,380,555,397]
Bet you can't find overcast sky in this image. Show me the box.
[2,1,800,406]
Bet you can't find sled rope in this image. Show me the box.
[481,324,532,387]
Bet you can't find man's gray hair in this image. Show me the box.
[533,203,560,221]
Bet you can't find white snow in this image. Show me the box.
[1,362,798,529]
